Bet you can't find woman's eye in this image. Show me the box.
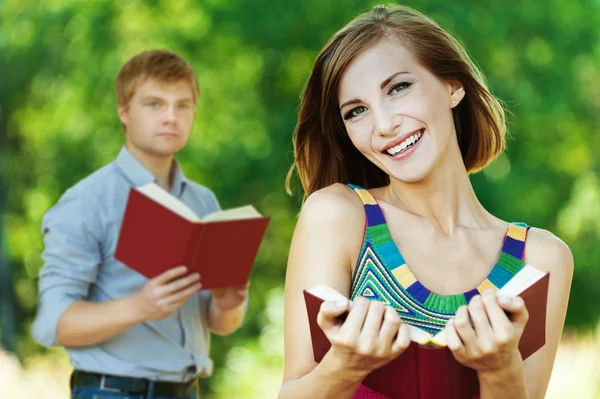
[390,82,411,94]
[344,106,367,120]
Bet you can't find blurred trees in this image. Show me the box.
[1,0,599,397]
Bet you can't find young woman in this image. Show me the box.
[279,5,572,399]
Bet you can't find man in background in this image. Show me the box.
[32,49,249,399]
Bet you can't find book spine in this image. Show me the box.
[186,224,206,274]
[179,222,200,269]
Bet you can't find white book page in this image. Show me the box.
[201,205,262,222]
[136,183,200,222]
[307,284,348,301]
[497,265,545,297]
[432,329,448,346]
[408,325,434,344]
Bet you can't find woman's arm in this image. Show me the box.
[279,184,410,399]
[521,229,573,399]
[445,228,573,399]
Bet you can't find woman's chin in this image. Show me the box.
[386,165,432,184]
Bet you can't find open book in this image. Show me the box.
[115,183,269,289]
[304,265,550,399]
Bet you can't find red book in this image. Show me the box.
[304,265,550,398]
[115,183,269,289]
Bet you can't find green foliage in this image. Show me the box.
[1,0,599,396]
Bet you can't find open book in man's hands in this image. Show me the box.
[115,183,269,289]
[304,265,550,399]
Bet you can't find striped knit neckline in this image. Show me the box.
[348,184,529,323]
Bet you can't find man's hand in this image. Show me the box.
[132,266,202,321]
[209,282,249,311]
[207,282,249,334]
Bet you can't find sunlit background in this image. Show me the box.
[1,0,599,398]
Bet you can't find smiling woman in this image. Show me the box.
[280,4,573,399]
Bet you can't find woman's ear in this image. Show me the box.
[447,80,465,108]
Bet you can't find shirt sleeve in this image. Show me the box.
[31,187,104,347]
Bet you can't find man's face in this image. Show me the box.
[119,78,196,158]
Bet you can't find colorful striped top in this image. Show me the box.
[348,184,529,399]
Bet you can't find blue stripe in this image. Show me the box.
[502,236,525,259]
[406,281,430,303]
[464,289,479,304]
[488,263,515,288]
[376,242,404,269]
[364,204,386,226]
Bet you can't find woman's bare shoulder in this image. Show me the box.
[525,227,574,277]
[299,183,365,227]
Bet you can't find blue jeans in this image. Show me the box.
[71,383,198,399]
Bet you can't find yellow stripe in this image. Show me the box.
[391,264,410,279]
[355,188,378,205]
[507,224,527,242]
[476,279,498,293]
[397,272,417,289]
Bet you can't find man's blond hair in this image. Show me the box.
[116,49,199,107]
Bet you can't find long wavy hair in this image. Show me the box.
[286,4,506,199]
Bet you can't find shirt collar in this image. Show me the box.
[115,146,188,197]
[169,159,188,197]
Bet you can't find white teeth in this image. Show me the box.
[386,130,423,156]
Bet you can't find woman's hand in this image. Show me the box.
[446,288,529,372]
[317,296,412,377]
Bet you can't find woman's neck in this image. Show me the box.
[383,150,495,236]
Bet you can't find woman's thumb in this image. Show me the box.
[498,295,529,325]
[317,299,349,330]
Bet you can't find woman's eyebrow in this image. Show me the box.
[339,71,410,111]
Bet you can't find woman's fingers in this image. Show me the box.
[481,289,512,334]
[378,306,402,347]
[339,297,370,336]
[453,305,477,346]
[322,298,412,362]
[390,321,412,354]
[358,300,386,350]
[467,295,494,339]
[498,295,529,329]
[445,319,466,358]
[317,299,350,332]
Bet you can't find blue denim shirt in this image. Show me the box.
[32,146,220,382]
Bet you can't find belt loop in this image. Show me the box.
[100,375,121,393]
[145,379,155,399]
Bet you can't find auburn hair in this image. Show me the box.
[286,4,506,199]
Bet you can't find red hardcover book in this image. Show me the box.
[304,265,550,398]
[115,183,269,289]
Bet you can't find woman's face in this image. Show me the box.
[337,38,464,183]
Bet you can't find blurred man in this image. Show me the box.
[32,50,249,399]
